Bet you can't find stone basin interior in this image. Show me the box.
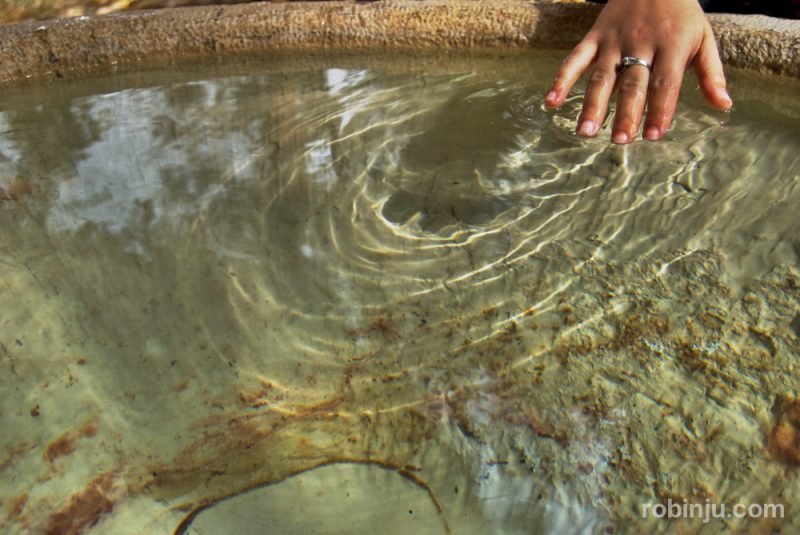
[1,41,800,535]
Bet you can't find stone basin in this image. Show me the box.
[1,2,799,534]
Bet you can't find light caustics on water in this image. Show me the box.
[0,52,799,535]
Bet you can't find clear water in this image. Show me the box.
[1,51,799,534]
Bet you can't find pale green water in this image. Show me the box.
[1,51,799,534]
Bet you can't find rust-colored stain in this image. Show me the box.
[146,393,348,495]
[505,410,568,446]
[0,443,34,474]
[44,435,76,462]
[238,380,285,408]
[43,473,116,535]
[766,395,800,467]
[610,311,670,352]
[346,315,402,342]
[291,396,343,418]
[0,176,35,202]
[5,493,27,521]
[43,420,99,462]
[79,422,99,438]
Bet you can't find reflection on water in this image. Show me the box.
[0,51,799,534]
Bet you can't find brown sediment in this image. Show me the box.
[766,395,800,467]
[0,443,35,474]
[611,310,671,352]
[0,176,35,202]
[79,421,98,436]
[42,473,116,535]
[146,394,347,495]
[43,419,99,462]
[143,351,448,516]
[673,341,739,395]
[238,380,279,407]
[504,407,568,446]
[370,316,398,340]
[347,314,402,342]
[43,435,76,462]
[291,395,344,418]
[5,494,28,522]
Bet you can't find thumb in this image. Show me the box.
[692,28,732,110]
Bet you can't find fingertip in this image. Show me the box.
[700,84,732,110]
[643,126,661,141]
[714,87,733,110]
[544,89,560,108]
[611,131,629,145]
[693,34,731,110]
[577,119,598,137]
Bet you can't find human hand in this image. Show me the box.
[544,0,733,144]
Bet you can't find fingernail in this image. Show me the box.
[577,120,596,137]
[612,131,629,144]
[644,126,660,141]
[546,90,558,103]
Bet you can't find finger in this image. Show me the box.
[692,27,732,110]
[643,52,685,141]
[545,40,598,109]
[575,54,618,138]
[612,55,652,144]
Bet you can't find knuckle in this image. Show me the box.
[589,68,614,85]
[575,40,595,55]
[561,42,591,68]
[618,79,646,99]
[632,26,653,45]
[650,76,678,93]
[563,49,580,64]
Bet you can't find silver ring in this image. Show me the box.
[617,56,652,75]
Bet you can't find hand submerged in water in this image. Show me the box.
[544,0,733,144]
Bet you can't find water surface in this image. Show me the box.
[1,51,799,534]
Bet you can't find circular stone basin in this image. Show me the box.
[0,3,799,535]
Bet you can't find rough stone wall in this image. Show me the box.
[0,1,798,85]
